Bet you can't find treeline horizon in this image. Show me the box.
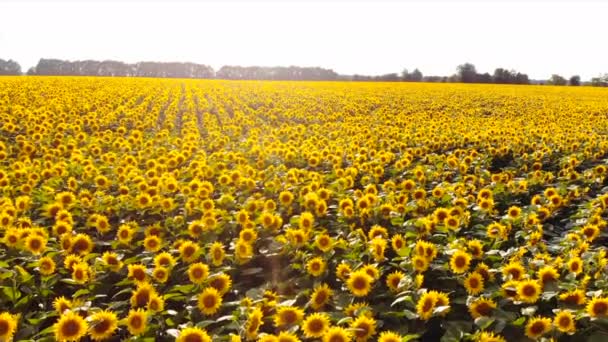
[1,58,607,86]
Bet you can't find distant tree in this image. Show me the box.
[0,59,22,75]
[402,68,423,82]
[456,63,478,83]
[548,74,567,86]
[591,74,608,87]
[569,75,581,86]
[477,72,492,83]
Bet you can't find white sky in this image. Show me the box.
[0,0,607,80]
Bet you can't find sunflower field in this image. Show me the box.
[1,77,608,342]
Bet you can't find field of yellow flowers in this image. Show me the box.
[1,77,608,342]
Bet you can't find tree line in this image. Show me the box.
[0,58,606,86]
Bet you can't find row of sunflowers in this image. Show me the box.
[1,77,608,341]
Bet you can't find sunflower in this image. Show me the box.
[24,234,47,254]
[276,331,300,342]
[449,250,471,274]
[143,235,162,252]
[346,270,373,297]
[38,255,56,275]
[310,283,333,310]
[209,273,232,295]
[126,309,147,336]
[54,311,88,341]
[302,313,330,338]
[553,310,576,333]
[197,287,223,315]
[235,239,253,263]
[468,298,497,319]
[176,327,211,342]
[299,211,315,231]
[306,257,326,277]
[336,263,352,281]
[391,234,405,252]
[467,240,484,259]
[101,252,123,272]
[524,316,552,339]
[322,326,352,342]
[53,296,72,314]
[274,306,304,328]
[587,297,608,318]
[239,228,258,244]
[361,264,380,280]
[517,279,541,303]
[154,252,176,268]
[377,331,402,342]
[412,255,429,272]
[385,271,404,293]
[88,310,118,341]
[130,282,156,308]
[179,240,202,263]
[0,312,18,341]
[474,331,506,342]
[350,315,376,342]
[116,224,135,244]
[416,291,438,321]
[72,262,90,284]
[502,261,525,281]
[127,264,148,283]
[245,307,264,340]
[464,272,485,295]
[315,233,334,252]
[188,262,210,284]
[567,257,583,274]
[559,289,586,305]
[208,241,225,266]
[69,234,93,256]
[537,265,559,285]
[147,293,165,313]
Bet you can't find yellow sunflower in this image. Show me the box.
[468,298,497,319]
[176,327,211,342]
[553,310,576,334]
[310,283,333,310]
[587,297,608,318]
[524,316,552,339]
[302,313,330,338]
[274,306,304,328]
[350,315,376,342]
[0,312,18,341]
[464,272,485,295]
[126,308,147,336]
[88,310,118,341]
[346,270,373,297]
[54,311,88,341]
[197,287,223,315]
[322,326,352,342]
[449,250,471,274]
[517,280,541,304]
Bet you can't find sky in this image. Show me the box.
[0,0,607,80]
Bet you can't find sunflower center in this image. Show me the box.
[184,333,204,342]
[0,320,9,334]
[352,276,367,290]
[62,319,81,337]
[282,311,297,324]
[203,295,216,308]
[558,316,571,327]
[355,323,370,337]
[94,319,111,333]
[469,278,479,288]
[308,319,324,333]
[130,316,142,329]
[454,256,466,268]
[594,302,608,315]
[522,284,536,297]
[530,321,545,335]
